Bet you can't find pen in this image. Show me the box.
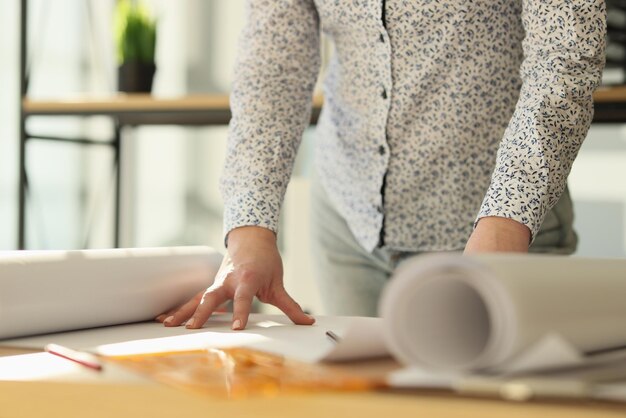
[326,330,341,344]
[44,343,103,371]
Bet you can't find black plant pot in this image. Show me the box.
[118,61,156,93]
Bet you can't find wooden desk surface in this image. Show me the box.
[0,346,38,357]
[1,378,623,418]
[1,346,623,418]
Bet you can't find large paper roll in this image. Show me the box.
[379,254,626,372]
[0,246,222,340]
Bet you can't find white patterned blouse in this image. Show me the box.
[220,0,606,252]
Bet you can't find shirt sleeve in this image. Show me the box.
[476,0,606,240]
[220,0,321,240]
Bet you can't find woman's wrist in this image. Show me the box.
[226,226,277,249]
[464,216,530,253]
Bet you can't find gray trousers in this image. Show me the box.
[309,173,577,317]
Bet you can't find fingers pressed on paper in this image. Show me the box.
[186,289,228,329]
[232,284,255,330]
[156,303,186,323]
[163,293,203,327]
[273,289,315,325]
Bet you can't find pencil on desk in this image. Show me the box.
[326,330,341,344]
[44,343,103,371]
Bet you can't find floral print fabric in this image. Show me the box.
[221,0,606,252]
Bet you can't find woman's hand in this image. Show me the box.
[156,226,314,330]
[464,216,531,254]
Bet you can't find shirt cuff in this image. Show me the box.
[222,191,281,247]
[475,179,547,244]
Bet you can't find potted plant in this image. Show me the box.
[115,0,157,93]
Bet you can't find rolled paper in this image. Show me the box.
[380,253,626,372]
[0,246,222,340]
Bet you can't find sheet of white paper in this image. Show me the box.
[594,383,626,402]
[387,367,459,389]
[0,352,148,383]
[2,314,389,364]
[322,317,389,362]
[500,333,585,374]
[7,248,626,384]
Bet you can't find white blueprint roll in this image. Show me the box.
[379,253,626,372]
[0,246,223,340]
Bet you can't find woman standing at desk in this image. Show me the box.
[159,1,606,330]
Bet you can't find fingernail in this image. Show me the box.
[164,316,174,326]
[232,319,242,330]
[185,318,195,328]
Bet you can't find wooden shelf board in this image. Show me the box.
[22,93,325,115]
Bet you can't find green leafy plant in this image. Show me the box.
[114,0,157,65]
